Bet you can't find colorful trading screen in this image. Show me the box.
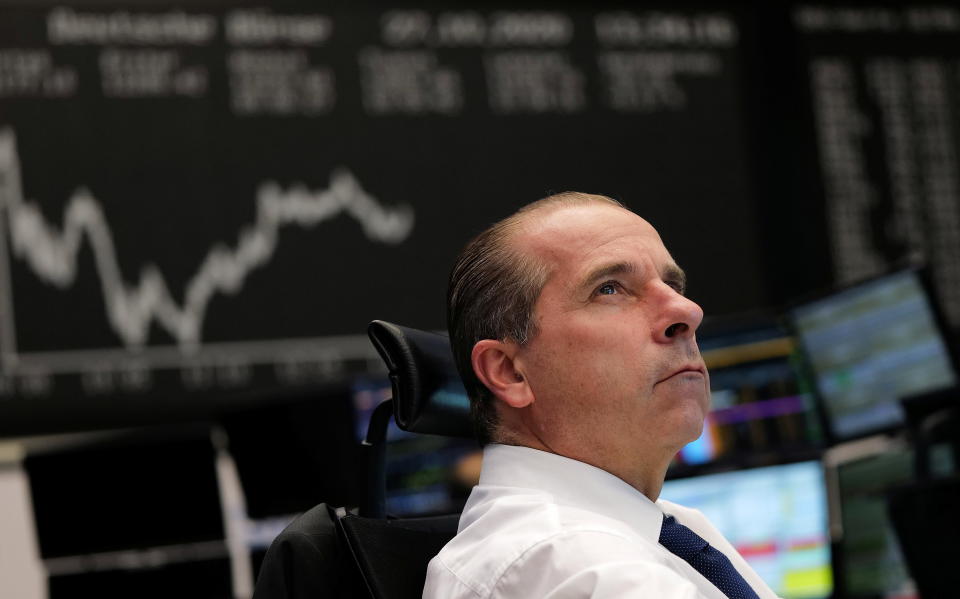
[676,322,821,467]
[790,270,956,440]
[661,461,832,599]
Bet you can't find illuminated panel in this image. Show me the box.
[662,461,832,599]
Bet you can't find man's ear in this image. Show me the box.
[471,339,534,409]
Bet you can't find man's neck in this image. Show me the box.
[492,433,674,502]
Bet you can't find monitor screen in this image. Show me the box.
[676,320,821,467]
[25,435,225,558]
[790,270,957,440]
[661,461,832,599]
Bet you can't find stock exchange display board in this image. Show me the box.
[5,2,960,434]
[796,4,960,326]
[0,4,764,420]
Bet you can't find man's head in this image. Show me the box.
[447,194,709,491]
[447,193,618,444]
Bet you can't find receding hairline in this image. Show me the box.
[501,196,680,312]
[516,191,623,215]
[500,191,633,250]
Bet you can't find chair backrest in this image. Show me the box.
[360,321,474,519]
[331,321,471,598]
[338,513,460,599]
[254,321,471,599]
[367,320,473,438]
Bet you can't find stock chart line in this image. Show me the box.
[0,127,415,354]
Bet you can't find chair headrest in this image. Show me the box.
[367,320,474,439]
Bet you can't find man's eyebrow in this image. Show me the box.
[578,261,638,291]
[663,264,688,293]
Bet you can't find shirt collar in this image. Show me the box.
[479,443,664,542]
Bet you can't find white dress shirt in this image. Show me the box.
[423,444,780,599]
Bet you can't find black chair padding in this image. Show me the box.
[338,514,460,599]
[886,476,960,599]
[253,504,361,599]
[367,320,473,438]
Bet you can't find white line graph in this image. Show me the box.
[0,127,415,357]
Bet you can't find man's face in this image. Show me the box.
[512,203,709,479]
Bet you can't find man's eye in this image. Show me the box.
[666,280,686,295]
[597,282,619,295]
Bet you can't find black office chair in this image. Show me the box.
[886,476,960,599]
[885,386,960,598]
[900,386,960,480]
[254,321,474,599]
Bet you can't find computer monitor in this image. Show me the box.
[676,318,821,467]
[25,433,225,559]
[789,269,957,441]
[661,461,832,599]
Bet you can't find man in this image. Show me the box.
[424,193,778,598]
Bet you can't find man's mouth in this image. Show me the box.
[656,365,705,384]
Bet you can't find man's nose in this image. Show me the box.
[656,289,704,343]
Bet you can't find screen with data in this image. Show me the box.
[790,269,956,440]
[676,320,821,467]
[0,4,763,421]
[661,461,832,599]
[794,4,960,327]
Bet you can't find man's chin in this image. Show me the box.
[679,412,708,446]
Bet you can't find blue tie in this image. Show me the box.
[658,515,759,599]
